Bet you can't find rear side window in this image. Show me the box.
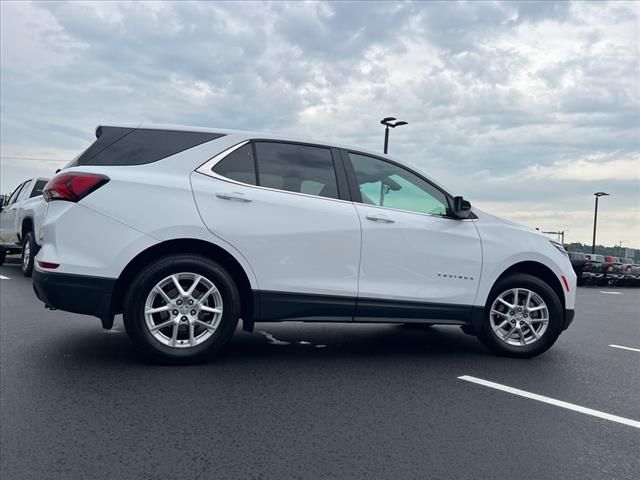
[212,144,256,185]
[30,180,47,198]
[17,180,33,201]
[253,142,339,199]
[72,127,225,166]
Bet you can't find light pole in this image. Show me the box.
[592,192,610,254]
[380,117,408,154]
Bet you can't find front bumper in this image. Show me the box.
[32,270,116,328]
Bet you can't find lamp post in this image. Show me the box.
[592,192,610,254]
[380,117,408,154]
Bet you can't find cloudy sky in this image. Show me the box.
[1,1,639,247]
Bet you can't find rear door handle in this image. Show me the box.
[365,213,395,224]
[216,192,252,203]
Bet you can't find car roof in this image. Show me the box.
[96,123,455,195]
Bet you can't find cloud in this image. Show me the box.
[1,0,639,247]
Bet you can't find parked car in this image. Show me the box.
[603,256,624,286]
[0,177,49,276]
[584,254,605,285]
[568,251,587,286]
[32,124,577,363]
[619,257,636,286]
[630,264,640,287]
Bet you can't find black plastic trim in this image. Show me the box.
[33,270,116,328]
[254,290,474,323]
[256,291,356,321]
[564,309,575,330]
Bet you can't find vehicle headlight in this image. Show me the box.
[550,240,568,257]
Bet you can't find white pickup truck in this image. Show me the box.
[0,177,49,276]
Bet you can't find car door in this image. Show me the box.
[191,140,361,320]
[343,151,482,322]
[0,181,27,245]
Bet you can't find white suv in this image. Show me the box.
[33,125,576,363]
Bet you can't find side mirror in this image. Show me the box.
[452,196,472,219]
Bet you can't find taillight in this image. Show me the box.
[43,173,109,203]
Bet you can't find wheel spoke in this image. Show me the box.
[200,305,222,314]
[154,286,173,305]
[525,291,532,309]
[513,289,519,307]
[491,309,509,318]
[186,275,203,296]
[188,323,196,346]
[519,329,526,345]
[530,317,549,324]
[171,275,188,296]
[196,286,217,304]
[151,318,175,332]
[526,322,539,339]
[497,297,514,309]
[528,305,546,312]
[145,305,171,315]
[494,319,509,331]
[195,319,217,331]
[503,326,516,340]
[169,323,179,346]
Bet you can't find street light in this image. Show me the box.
[380,117,408,154]
[592,192,610,254]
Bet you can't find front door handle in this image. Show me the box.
[365,213,395,224]
[216,192,252,203]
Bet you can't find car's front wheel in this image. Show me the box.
[477,273,564,358]
[123,254,241,364]
[21,232,36,277]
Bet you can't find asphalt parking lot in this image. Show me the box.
[1,260,639,480]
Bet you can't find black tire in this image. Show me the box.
[477,273,564,358]
[0,247,5,266]
[21,232,36,277]
[123,254,241,365]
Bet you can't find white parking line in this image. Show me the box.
[458,375,640,429]
[600,291,622,295]
[609,344,640,353]
[0,275,10,280]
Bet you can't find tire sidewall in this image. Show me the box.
[479,274,564,358]
[21,232,35,277]
[123,255,240,364]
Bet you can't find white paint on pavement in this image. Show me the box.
[458,375,640,429]
[609,344,640,353]
[257,330,290,345]
[600,291,622,295]
[0,275,10,280]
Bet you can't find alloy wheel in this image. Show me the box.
[489,288,549,347]
[144,272,223,348]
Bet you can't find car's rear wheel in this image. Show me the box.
[123,254,240,364]
[21,232,36,277]
[477,273,564,358]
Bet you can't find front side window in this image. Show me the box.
[18,180,32,201]
[254,142,339,199]
[7,182,25,205]
[212,144,257,185]
[349,153,449,216]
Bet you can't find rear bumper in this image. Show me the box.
[32,270,116,328]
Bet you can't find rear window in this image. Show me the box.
[71,127,225,167]
[30,180,47,198]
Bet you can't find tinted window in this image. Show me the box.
[254,142,339,199]
[7,182,25,205]
[30,180,48,198]
[349,153,449,216]
[212,144,256,185]
[72,127,225,166]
